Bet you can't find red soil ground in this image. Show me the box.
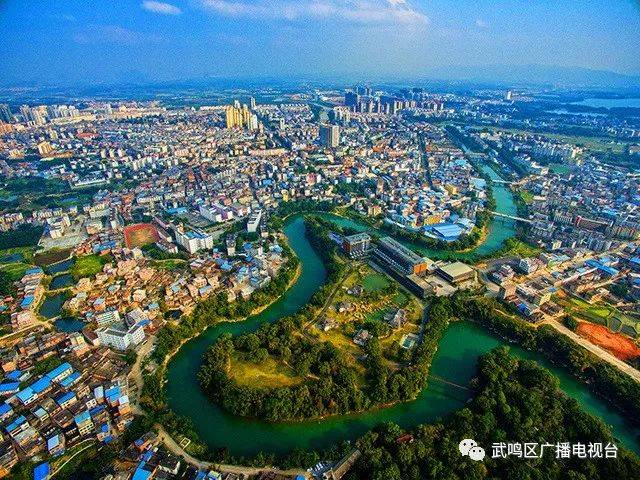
[576,322,640,361]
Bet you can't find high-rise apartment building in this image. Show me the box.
[319,124,340,148]
[225,104,258,131]
[0,104,12,123]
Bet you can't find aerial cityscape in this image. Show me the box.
[1,1,640,479]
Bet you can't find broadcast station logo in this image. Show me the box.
[459,439,485,461]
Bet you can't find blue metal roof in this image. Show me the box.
[7,415,27,432]
[105,386,121,400]
[47,435,60,449]
[45,362,72,381]
[6,415,26,432]
[33,462,50,480]
[59,371,80,388]
[20,296,35,308]
[90,405,106,417]
[132,464,152,480]
[74,410,91,425]
[56,391,76,405]
[6,369,22,381]
[31,376,52,394]
[0,382,20,393]
[0,403,12,416]
[16,387,34,404]
[599,265,619,276]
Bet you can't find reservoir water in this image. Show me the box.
[46,258,74,275]
[50,273,74,290]
[570,97,640,109]
[54,317,85,332]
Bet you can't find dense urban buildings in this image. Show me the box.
[0,77,638,480]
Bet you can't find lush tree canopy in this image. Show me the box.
[345,347,640,480]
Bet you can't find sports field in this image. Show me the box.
[123,223,159,248]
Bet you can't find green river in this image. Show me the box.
[166,166,640,457]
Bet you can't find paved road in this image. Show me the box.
[128,335,157,404]
[156,425,310,478]
[476,263,640,385]
[547,319,640,383]
[0,319,50,346]
[51,439,95,478]
[305,264,354,330]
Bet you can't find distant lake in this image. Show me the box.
[547,109,606,117]
[571,97,640,109]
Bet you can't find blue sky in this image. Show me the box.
[1,0,639,85]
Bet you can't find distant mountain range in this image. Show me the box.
[420,64,640,89]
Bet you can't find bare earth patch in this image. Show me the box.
[576,321,640,361]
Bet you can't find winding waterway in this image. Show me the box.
[316,163,518,261]
[166,168,640,458]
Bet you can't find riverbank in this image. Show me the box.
[139,218,314,460]
[197,221,439,423]
[459,294,640,430]
[159,262,302,371]
[165,216,640,462]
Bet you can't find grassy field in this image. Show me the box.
[149,259,187,271]
[0,246,35,264]
[555,294,610,326]
[549,163,572,174]
[313,263,423,369]
[517,190,535,205]
[229,354,303,388]
[0,261,32,283]
[229,264,423,388]
[496,238,542,259]
[362,271,390,292]
[0,261,32,296]
[71,253,112,280]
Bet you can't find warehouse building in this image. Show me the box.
[436,261,476,285]
[374,236,432,275]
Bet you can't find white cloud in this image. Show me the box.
[142,1,182,15]
[200,0,428,24]
[475,18,489,29]
[74,25,161,45]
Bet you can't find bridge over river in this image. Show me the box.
[488,211,534,224]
